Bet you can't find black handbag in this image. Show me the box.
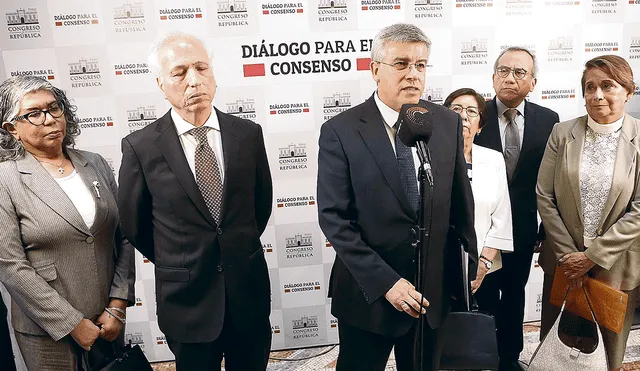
[439,299,499,370]
[439,241,499,370]
[81,338,153,371]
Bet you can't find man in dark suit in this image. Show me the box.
[118,32,273,371]
[317,23,476,371]
[474,46,559,371]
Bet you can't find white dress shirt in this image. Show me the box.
[171,108,225,183]
[471,145,514,272]
[496,98,526,150]
[54,170,96,229]
[373,92,421,185]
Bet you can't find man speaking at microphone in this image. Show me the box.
[317,23,476,371]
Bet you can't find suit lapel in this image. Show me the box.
[477,98,503,153]
[599,114,638,227]
[217,109,241,221]
[565,117,587,224]
[357,96,415,218]
[16,153,91,235]
[155,111,217,227]
[66,150,108,233]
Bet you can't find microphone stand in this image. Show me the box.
[414,141,433,371]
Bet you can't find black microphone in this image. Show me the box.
[397,103,434,186]
[397,103,433,147]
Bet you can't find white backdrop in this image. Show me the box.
[2,0,640,365]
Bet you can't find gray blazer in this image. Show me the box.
[537,114,640,290]
[0,149,135,341]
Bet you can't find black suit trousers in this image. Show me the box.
[491,251,534,362]
[474,269,501,318]
[167,309,271,371]
[336,320,443,371]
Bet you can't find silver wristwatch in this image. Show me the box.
[480,255,493,270]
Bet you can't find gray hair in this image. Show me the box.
[148,31,213,78]
[371,23,431,62]
[0,76,80,162]
[493,46,538,78]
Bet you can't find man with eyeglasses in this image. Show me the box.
[318,23,476,371]
[474,46,559,371]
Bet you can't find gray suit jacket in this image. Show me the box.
[537,114,640,290]
[0,149,135,341]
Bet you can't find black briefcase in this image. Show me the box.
[439,239,499,370]
[439,308,499,370]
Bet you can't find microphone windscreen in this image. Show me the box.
[397,103,434,147]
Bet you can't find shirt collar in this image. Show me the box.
[374,91,400,129]
[496,98,526,119]
[587,114,624,134]
[171,107,221,136]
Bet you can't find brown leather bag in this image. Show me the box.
[550,266,628,334]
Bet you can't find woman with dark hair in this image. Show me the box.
[537,55,640,371]
[0,76,135,370]
[444,88,513,315]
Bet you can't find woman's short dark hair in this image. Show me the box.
[444,88,488,129]
[581,55,635,97]
[0,76,81,162]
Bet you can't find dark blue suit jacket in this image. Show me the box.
[317,95,477,337]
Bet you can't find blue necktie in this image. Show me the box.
[394,122,420,214]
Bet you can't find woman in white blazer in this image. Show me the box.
[445,88,514,316]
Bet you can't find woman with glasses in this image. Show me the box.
[444,88,513,316]
[537,55,640,371]
[0,76,134,370]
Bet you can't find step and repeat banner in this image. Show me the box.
[2,0,640,365]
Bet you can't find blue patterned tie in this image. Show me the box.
[394,122,420,214]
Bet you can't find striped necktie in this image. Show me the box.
[394,122,419,214]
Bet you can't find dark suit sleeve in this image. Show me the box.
[450,116,478,280]
[254,125,272,234]
[118,137,155,263]
[97,155,136,306]
[317,124,401,304]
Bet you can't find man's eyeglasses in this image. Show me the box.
[376,60,427,73]
[495,66,529,80]
[11,102,65,126]
[448,104,480,117]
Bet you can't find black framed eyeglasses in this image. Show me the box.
[376,60,428,72]
[495,66,529,80]
[449,104,480,117]
[12,102,65,126]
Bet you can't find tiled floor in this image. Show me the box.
[150,323,640,370]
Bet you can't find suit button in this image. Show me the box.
[597,228,603,235]
[217,228,223,235]
[216,265,224,272]
[85,236,94,244]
